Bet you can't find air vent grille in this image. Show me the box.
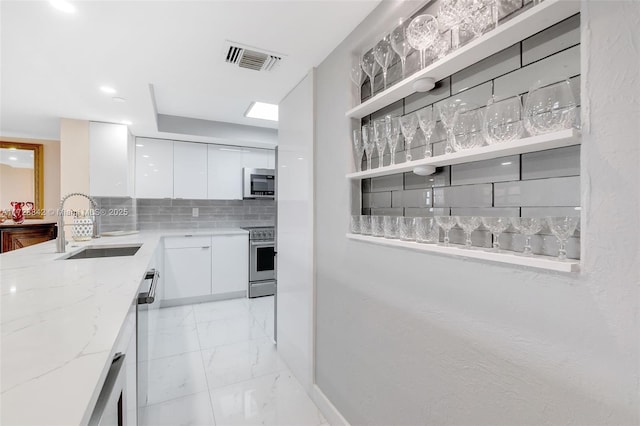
[223,41,283,72]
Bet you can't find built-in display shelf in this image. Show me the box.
[347,233,579,273]
[345,0,580,119]
[347,128,580,179]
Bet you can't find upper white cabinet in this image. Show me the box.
[174,142,207,199]
[242,148,274,170]
[89,122,133,197]
[208,145,243,200]
[135,138,173,199]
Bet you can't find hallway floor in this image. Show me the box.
[141,296,327,426]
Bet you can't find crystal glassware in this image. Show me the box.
[452,107,485,151]
[373,36,396,91]
[483,95,524,145]
[399,217,416,241]
[360,215,372,235]
[350,55,364,103]
[416,105,436,158]
[481,217,511,251]
[439,0,466,50]
[371,215,385,237]
[406,14,440,69]
[350,215,361,234]
[524,79,577,136]
[437,98,473,154]
[361,51,378,98]
[383,216,399,239]
[352,129,365,172]
[511,217,543,256]
[390,23,414,79]
[362,124,375,170]
[373,119,388,168]
[414,217,439,243]
[547,216,579,260]
[461,0,493,39]
[435,216,457,246]
[456,216,481,248]
[399,113,419,162]
[386,116,401,165]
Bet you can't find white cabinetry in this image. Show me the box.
[211,234,248,296]
[242,148,274,170]
[208,145,243,200]
[89,122,133,197]
[174,142,207,199]
[163,236,212,300]
[135,138,173,198]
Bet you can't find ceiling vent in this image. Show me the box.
[223,41,284,72]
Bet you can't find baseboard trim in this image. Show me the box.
[311,384,350,426]
[160,291,246,308]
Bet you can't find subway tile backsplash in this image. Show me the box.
[358,13,582,259]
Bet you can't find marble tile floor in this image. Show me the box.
[141,296,328,426]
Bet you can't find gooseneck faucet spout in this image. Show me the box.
[56,193,101,253]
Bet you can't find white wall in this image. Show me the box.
[60,118,90,213]
[313,2,639,425]
[276,70,316,391]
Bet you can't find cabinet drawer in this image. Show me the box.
[164,235,211,249]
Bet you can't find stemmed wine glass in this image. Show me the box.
[456,216,481,248]
[386,115,401,165]
[438,99,474,154]
[399,113,419,162]
[481,217,511,251]
[439,0,465,50]
[524,79,577,136]
[352,129,365,172]
[373,36,395,91]
[547,217,579,260]
[350,55,364,103]
[435,216,457,246]
[452,107,485,151]
[483,95,524,145]
[416,106,436,158]
[361,51,378,98]
[362,124,375,170]
[373,119,388,168]
[390,23,414,79]
[511,217,543,256]
[406,14,440,69]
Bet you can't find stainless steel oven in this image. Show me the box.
[245,227,275,298]
[243,168,275,199]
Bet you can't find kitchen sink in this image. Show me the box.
[61,244,142,260]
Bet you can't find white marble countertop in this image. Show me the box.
[0,228,248,426]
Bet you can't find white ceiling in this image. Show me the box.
[0,0,380,145]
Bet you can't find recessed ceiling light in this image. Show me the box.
[113,97,127,103]
[8,156,17,161]
[50,0,76,14]
[100,86,116,94]
[245,102,278,121]
[121,120,132,125]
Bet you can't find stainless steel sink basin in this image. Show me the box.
[61,244,142,260]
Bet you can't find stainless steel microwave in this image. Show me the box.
[243,168,275,199]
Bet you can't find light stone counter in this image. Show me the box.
[0,228,248,426]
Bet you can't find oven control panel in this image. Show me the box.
[247,227,275,241]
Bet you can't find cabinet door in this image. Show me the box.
[174,142,207,199]
[242,149,270,169]
[89,122,131,197]
[267,150,276,169]
[212,234,248,296]
[135,138,173,198]
[207,145,243,200]
[164,246,212,300]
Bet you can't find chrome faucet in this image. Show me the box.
[56,193,101,253]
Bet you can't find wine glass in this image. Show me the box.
[350,55,364,103]
[547,216,579,260]
[452,107,485,151]
[415,217,439,243]
[439,0,466,50]
[371,215,385,237]
[399,217,416,241]
[437,98,470,154]
[360,215,372,235]
[373,119,388,168]
[362,124,375,170]
[456,216,481,248]
[461,0,493,39]
[383,216,399,239]
[386,116,401,165]
[483,95,524,145]
[373,36,396,91]
[352,129,365,172]
[406,14,440,69]
[481,217,511,251]
[511,217,543,256]
[435,216,457,246]
[524,79,577,136]
[416,106,436,158]
[399,113,419,162]
[361,51,378,98]
[390,23,414,79]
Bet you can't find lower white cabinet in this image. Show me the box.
[163,236,212,300]
[212,234,248,296]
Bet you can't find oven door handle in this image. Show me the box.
[250,241,274,247]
